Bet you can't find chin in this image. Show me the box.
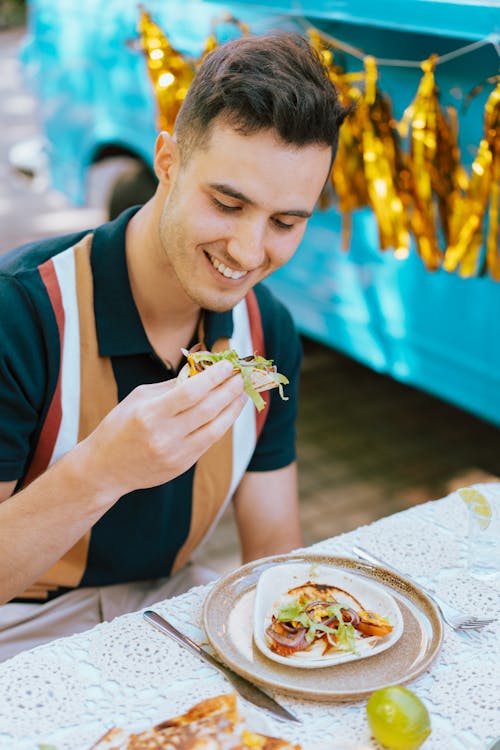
[203,298,239,313]
[198,291,247,313]
[184,277,252,313]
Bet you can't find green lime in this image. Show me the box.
[366,686,431,750]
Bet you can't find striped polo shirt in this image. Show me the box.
[0,208,301,600]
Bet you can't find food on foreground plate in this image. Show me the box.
[178,346,289,412]
[265,581,394,658]
[90,693,300,750]
[253,562,404,669]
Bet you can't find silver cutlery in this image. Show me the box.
[351,546,495,632]
[143,610,300,723]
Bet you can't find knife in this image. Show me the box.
[143,610,300,723]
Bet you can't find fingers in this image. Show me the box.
[172,360,237,413]
[124,360,238,418]
[188,391,248,456]
[87,360,249,496]
[126,360,247,445]
[178,371,246,435]
[140,371,246,482]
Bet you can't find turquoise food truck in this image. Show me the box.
[19,0,500,425]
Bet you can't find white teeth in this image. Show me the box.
[209,254,247,280]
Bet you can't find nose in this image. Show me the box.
[227,219,267,271]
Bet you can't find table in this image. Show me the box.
[0,487,498,749]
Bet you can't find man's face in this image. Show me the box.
[157,121,332,312]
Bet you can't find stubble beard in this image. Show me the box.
[159,204,246,314]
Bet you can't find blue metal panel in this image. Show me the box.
[20,0,500,425]
[269,205,500,425]
[232,3,500,425]
[206,0,500,41]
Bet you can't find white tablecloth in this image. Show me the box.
[0,488,498,749]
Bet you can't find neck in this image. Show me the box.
[125,200,200,330]
[125,201,202,367]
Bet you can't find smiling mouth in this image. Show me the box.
[207,252,248,280]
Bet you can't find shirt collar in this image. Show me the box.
[91,207,234,357]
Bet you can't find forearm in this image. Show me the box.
[0,441,117,604]
[0,364,245,602]
[234,464,303,564]
[239,518,303,564]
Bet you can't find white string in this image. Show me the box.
[311,26,500,68]
[436,34,500,65]
[214,12,500,69]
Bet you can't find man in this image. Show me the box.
[0,32,348,660]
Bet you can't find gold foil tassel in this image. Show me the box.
[444,79,500,278]
[308,30,369,247]
[360,56,411,256]
[138,6,195,134]
[331,80,368,238]
[399,55,464,269]
[199,13,251,64]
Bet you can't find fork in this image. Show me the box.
[352,545,495,631]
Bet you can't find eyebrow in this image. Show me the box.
[209,183,312,219]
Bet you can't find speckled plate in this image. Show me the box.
[202,554,443,702]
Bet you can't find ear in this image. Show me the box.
[153,131,179,186]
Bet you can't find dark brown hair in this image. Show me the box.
[174,31,350,160]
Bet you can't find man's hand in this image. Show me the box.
[81,359,246,501]
[0,360,246,602]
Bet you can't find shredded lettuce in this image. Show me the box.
[275,596,359,654]
[182,348,289,412]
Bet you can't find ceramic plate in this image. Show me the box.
[253,562,404,668]
[202,553,443,701]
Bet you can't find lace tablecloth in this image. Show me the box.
[0,488,498,750]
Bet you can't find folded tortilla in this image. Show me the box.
[178,346,289,412]
[90,693,300,750]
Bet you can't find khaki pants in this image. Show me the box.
[0,563,218,663]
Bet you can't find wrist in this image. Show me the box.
[58,438,122,513]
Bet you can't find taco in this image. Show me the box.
[178,345,289,412]
[265,581,394,658]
